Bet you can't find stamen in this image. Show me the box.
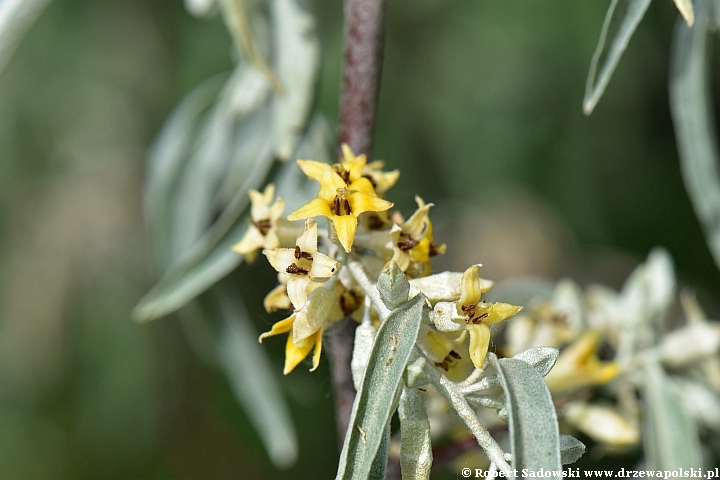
[252,218,272,235]
[469,312,489,324]
[286,263,309,275]
[294,246,313,261]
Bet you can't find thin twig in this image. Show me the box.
[327,0,388,447]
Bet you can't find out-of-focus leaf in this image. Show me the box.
[583,0,652,114]
[398,387,432,480]
[559,435,586,465]
[669,0,720,272]
[512,346,559,377]
[336,295,426,480]
[212,282,298,469]
[0,0,52,77]
[271,0,320,160]
[145,75,227,268]
[135,113,327,323]
[219,0,281,91]
[484,277,555,307]
[642,362,701,469]
[491,355,562,475]
[369,424,390,480]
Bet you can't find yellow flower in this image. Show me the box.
[424,328,474,382]
[259,281,343,374]
[340,144,400,196]
[544,330,619,396]
[263,273,293,313]
[233,184,286,262]
[456,265,522,369]
[389,196,446,277]
[263,219,339,310]
[287,154,393,253]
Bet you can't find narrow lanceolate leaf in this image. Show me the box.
[336,295,426,480]
[583,0,652,114]
[398,387,432,480]
[212,283,298,469]
[491,355,562,476]
[271,0,321,160]
[0,0,53,77]
[642,362,701,469]
[559,435,586,465]
[669,0,720,272]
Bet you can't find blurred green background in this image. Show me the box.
[1,0,717,478]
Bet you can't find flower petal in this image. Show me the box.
[283,329,315,375]
[310,330,323,371]
[263,248,297,274]
[261,183,276,204]
[259,314,295,343]
[459,264,483,307]
[293,283,338,342]
[296,219,318,253]
[287,275,312,310]
[297,159,346,199]
[268,196,286,221]
[347,177,377,196]
[347,191,393,216]
[264,284,291,313]
[467,322,491,370]
[233,226,265,256]
[330,214,358,253]
[403,198,433,239]
[309,252,339,278]
[287,197,333,222]
[249,188,271,220]
[480,302,522,325]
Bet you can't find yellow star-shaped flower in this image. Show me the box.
[287,154,393,253]
[232,184,285,262]
[456,265,522,369]
[389,196,446,277]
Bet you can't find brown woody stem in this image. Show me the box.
[328,0,387,447]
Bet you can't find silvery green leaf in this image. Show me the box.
[145,75,226,268]
[409,271,464,304]
[369,424,390,480]
[484,277,555,307]
[377,262,410,310]
[336,295,426,480]
[559,435,586,465]
[491,355,562,475]
[398,387,432,480]
[271,0,320,160]
[404,356,430,389]
[670,0,720,272]
[351,304,377,390]
[512,347,559,377]
[642,362,701,469]
[671,378,720,431]
[660,322,720,369]
[583,0,652,114]
[212,283,298,469]
[0,0,52,77]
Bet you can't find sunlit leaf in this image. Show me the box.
[336,295,426,480]
[559,435,586,465]
[583,0,652,114]
[641,362,701,469]
[512,346,559,377]
[491,354,562,475]
[669,0,720,272]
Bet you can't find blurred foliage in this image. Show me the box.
[1,0,719,478]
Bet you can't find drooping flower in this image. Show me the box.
[233,184,286,262]
[263,219,338,310]
[259,281,343,374]
[286,150,394,253]
[389,196,446,277]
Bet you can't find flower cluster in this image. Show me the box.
[234,145,522,376]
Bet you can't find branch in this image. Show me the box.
[327,0,387,447]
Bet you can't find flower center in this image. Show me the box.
[435,350,462,371]
[461,302,489,324]
[331,188,353,216]
[252,218,272,235]
[397,232,419,252]
[333,165,351,184]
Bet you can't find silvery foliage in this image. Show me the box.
[134,0,322,468]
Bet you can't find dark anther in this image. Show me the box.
[397,237,419,252]
[252,218,272,235]
[331,196,341,215]
[429,242,442,257]
[461,304,475,312]
[286,263,309,275]
[362,174,377,188]
[343,199,352,215]
[294,245,313,261]
[449,350,462,360]
[469,312,489,324]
